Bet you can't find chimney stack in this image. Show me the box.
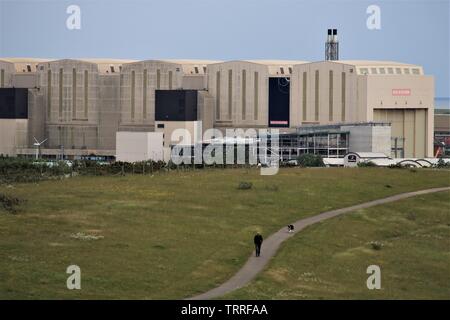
[325,28,339,61]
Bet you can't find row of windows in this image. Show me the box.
[189,66,207,74]
[303,70,346,123]
[277,67,293,75]
[23,64,123,74]
[129,69,173,121]
[216,70,259,121]
[47,69,89,121]
[214,69,346,123]
[358,67,421,75]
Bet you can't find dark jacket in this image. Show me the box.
[254,234,263,245]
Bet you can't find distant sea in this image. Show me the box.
[435,97,450,109]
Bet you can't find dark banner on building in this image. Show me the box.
[155,90,198,121]
[0,88,28,119]
[268,77,289,128]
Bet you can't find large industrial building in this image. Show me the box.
[0,30,442,161]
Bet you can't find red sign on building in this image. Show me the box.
[270,120,289,125]
[392,89,411,96]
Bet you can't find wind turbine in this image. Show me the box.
[33,137,48,160]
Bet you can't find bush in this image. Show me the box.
[265,184,279,192]
[406,212,416,221]
[357,161,377,167]
[0,193,24,214]
[296,154,325,167]
[388,163,404,169]
[370,241,383,250]
[434,158,450,169]
[237,181,253,190]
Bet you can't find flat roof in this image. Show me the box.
[321,60,422,69]
[243,60,309,66]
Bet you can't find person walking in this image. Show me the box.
[254,232,263,257]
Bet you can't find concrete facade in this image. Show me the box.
[291,61,434,157]
[207,60,306,130]
[341,123,392,156]
[0,57,436,160]
[116,131,164,162]
[119,60,217,132]
[0,119,28,156]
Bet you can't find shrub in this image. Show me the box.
[434,158,450,169]
[370,241,383,250]
[237,181,253,190]
[357,161,377,167]
[0,193,24,214]
[296,154,325,167]
[265,184,279,192]
[406,212,417,221]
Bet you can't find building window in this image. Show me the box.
[329,70,333,122]
[0,69,4,87]
[371,68,378,74]
[156,69,161,90]
[254,71,259,121]
[131,70,135,120]
[47,70,52,119]
[242,69,246,120]
[110,65,115,73]
[59,68,63,119]
[280,67,285,75]
[143,69,147,120]
[314,70,319,121]
[302,72,307,121]
[203,66,207,73]
[395,68,402,74]
[387,67,394,74]
[412,68,420,75]
[194,67,199,74]
[228,69,233,120]
[216,71,221,120]
[288,67,293,74]
[27,64,32,72]
[72,68,77,119]
[168,70,173,89]
[341,72,346,122]
[84,70,89,119]
[157,123,164,128]
[379,68,386,74]
[404,68,410,74]
[359,68,368,75]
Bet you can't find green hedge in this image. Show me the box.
[296,154,325,167]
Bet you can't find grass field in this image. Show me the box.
[225,191,450,300]
[0,167,449,299]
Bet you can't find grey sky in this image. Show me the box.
[0,0,448,96]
